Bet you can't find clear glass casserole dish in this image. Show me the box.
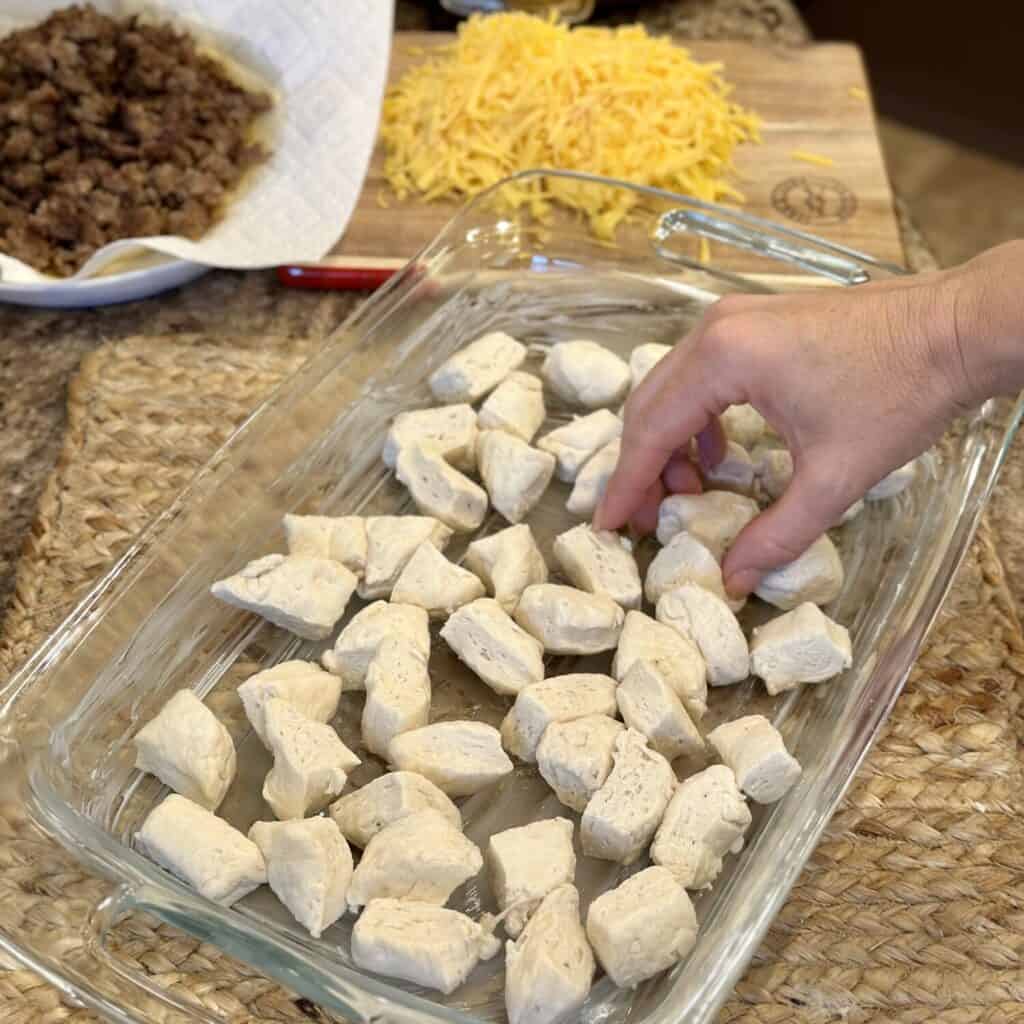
[1,170,1020,1024]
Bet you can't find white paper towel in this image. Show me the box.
[0,0,393,283]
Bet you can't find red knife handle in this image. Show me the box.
[276,264,398,290]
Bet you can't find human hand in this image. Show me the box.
[594,262,987,598]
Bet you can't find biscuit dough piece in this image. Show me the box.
[488,817,576,938]
[655,491,759,559]
[552,524,642,609]
[644,531,743,613]
[612,610,707,721]
[616,661,705,761]
[321,601,430,688]
[357,516,453,600]
[262,698,360,820]
[754,534,844,610]
[249,817,352,938]
[702,441,756,496]
[750,602,853,694]
[629,342,672,390]
[866,458,917,500]
[581,728,676,864]
[514,583,624,655]
[656,582,749,686]
[542,340,631,410]
[238,661,342,747]
[477,430,556,524]
[383,404,479,472]
[429,331,527,404]
[211,554,357,641]
[441,598,545,696]
[501,673,618,763]
[586,866,698,988]
[721,404,767,448]
[329,771,461,849]
[536,714,624,813]
[352,899,500,995]
[362,637,432,759]
[282,514,367,576]
[505,884,595,1024]
[347,809,482,910]
[464,524,548,613]
[651,764,751,889]
[565,438,620,518]
[388,721,514,797]
[753,447,793,502]
[706,714,802,804]
[478,372,547,442]
[136,794,266,906]
[134,690,236,811]
[536,410,622,483]
[391,541,485,619]
[396,442,489,533]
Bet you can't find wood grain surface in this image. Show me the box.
[331,33,905,273]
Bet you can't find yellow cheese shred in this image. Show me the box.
[380,13,761,239]
[790,149,835,168]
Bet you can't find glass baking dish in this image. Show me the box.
[1,170,1020,1024]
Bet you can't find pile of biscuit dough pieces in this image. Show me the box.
[131,329,917,1020]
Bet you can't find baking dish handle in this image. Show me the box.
[652,206,890,285]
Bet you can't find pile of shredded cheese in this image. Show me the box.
[380,13,761,238]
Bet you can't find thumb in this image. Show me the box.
[722,461,852,597]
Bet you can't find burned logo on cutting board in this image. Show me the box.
[770,176,857,226]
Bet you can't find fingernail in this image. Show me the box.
[696,428,718,471]
[725,568,760,599]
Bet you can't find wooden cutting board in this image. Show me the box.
[329,33,904,275]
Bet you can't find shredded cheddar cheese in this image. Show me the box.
[380,13,761,238]
[848,85,867,101]
[790,149,835,168]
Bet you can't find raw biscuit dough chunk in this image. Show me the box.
[586,866,697,988]
[616,661,704,761]
[429,331,527,404]
[865,458,917,500]
[656,582,750,686]
[702,441,756,496]
[477,430,556,524]
[136,794,266,906]
[644,531,743,613]
[329,771,461,848]
[501,673,618,763]
[565,438,620,518]
[542,340,630,410]
[362,637,431,759]
[388,720,514,797]
[238,660,342,748]
[262,698,360,820]
[753,447,793,502]
[383,404,478,472]
[249,817,352,938]
[536,409,622,483]
[347,809,482,910]
[552,524,642,609]
[505,884,595,1024]
[477,372,546,442]
[464,524,548,613]
[352,899,500,995]
[612,610,707,721]
[441,597,545,697]
[357,516,452,600]
[750,601,852,694]
[134,690,236,811]
[321,601,430,688]
[282,514,367,576]
[536,714,624,813]
[488,817,576,938]
[651,764,751,889]
[721,404,767,448]
[629,342,671,390]
[706,714,802,804]
[656,491,759,559]
[396,442,488,533]
[211,554,357,641]
[581,728,676,864]
[391,541,485,619]
[754,533,844,610]
[514,583,624,655]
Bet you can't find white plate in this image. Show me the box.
[0,259,210,309]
